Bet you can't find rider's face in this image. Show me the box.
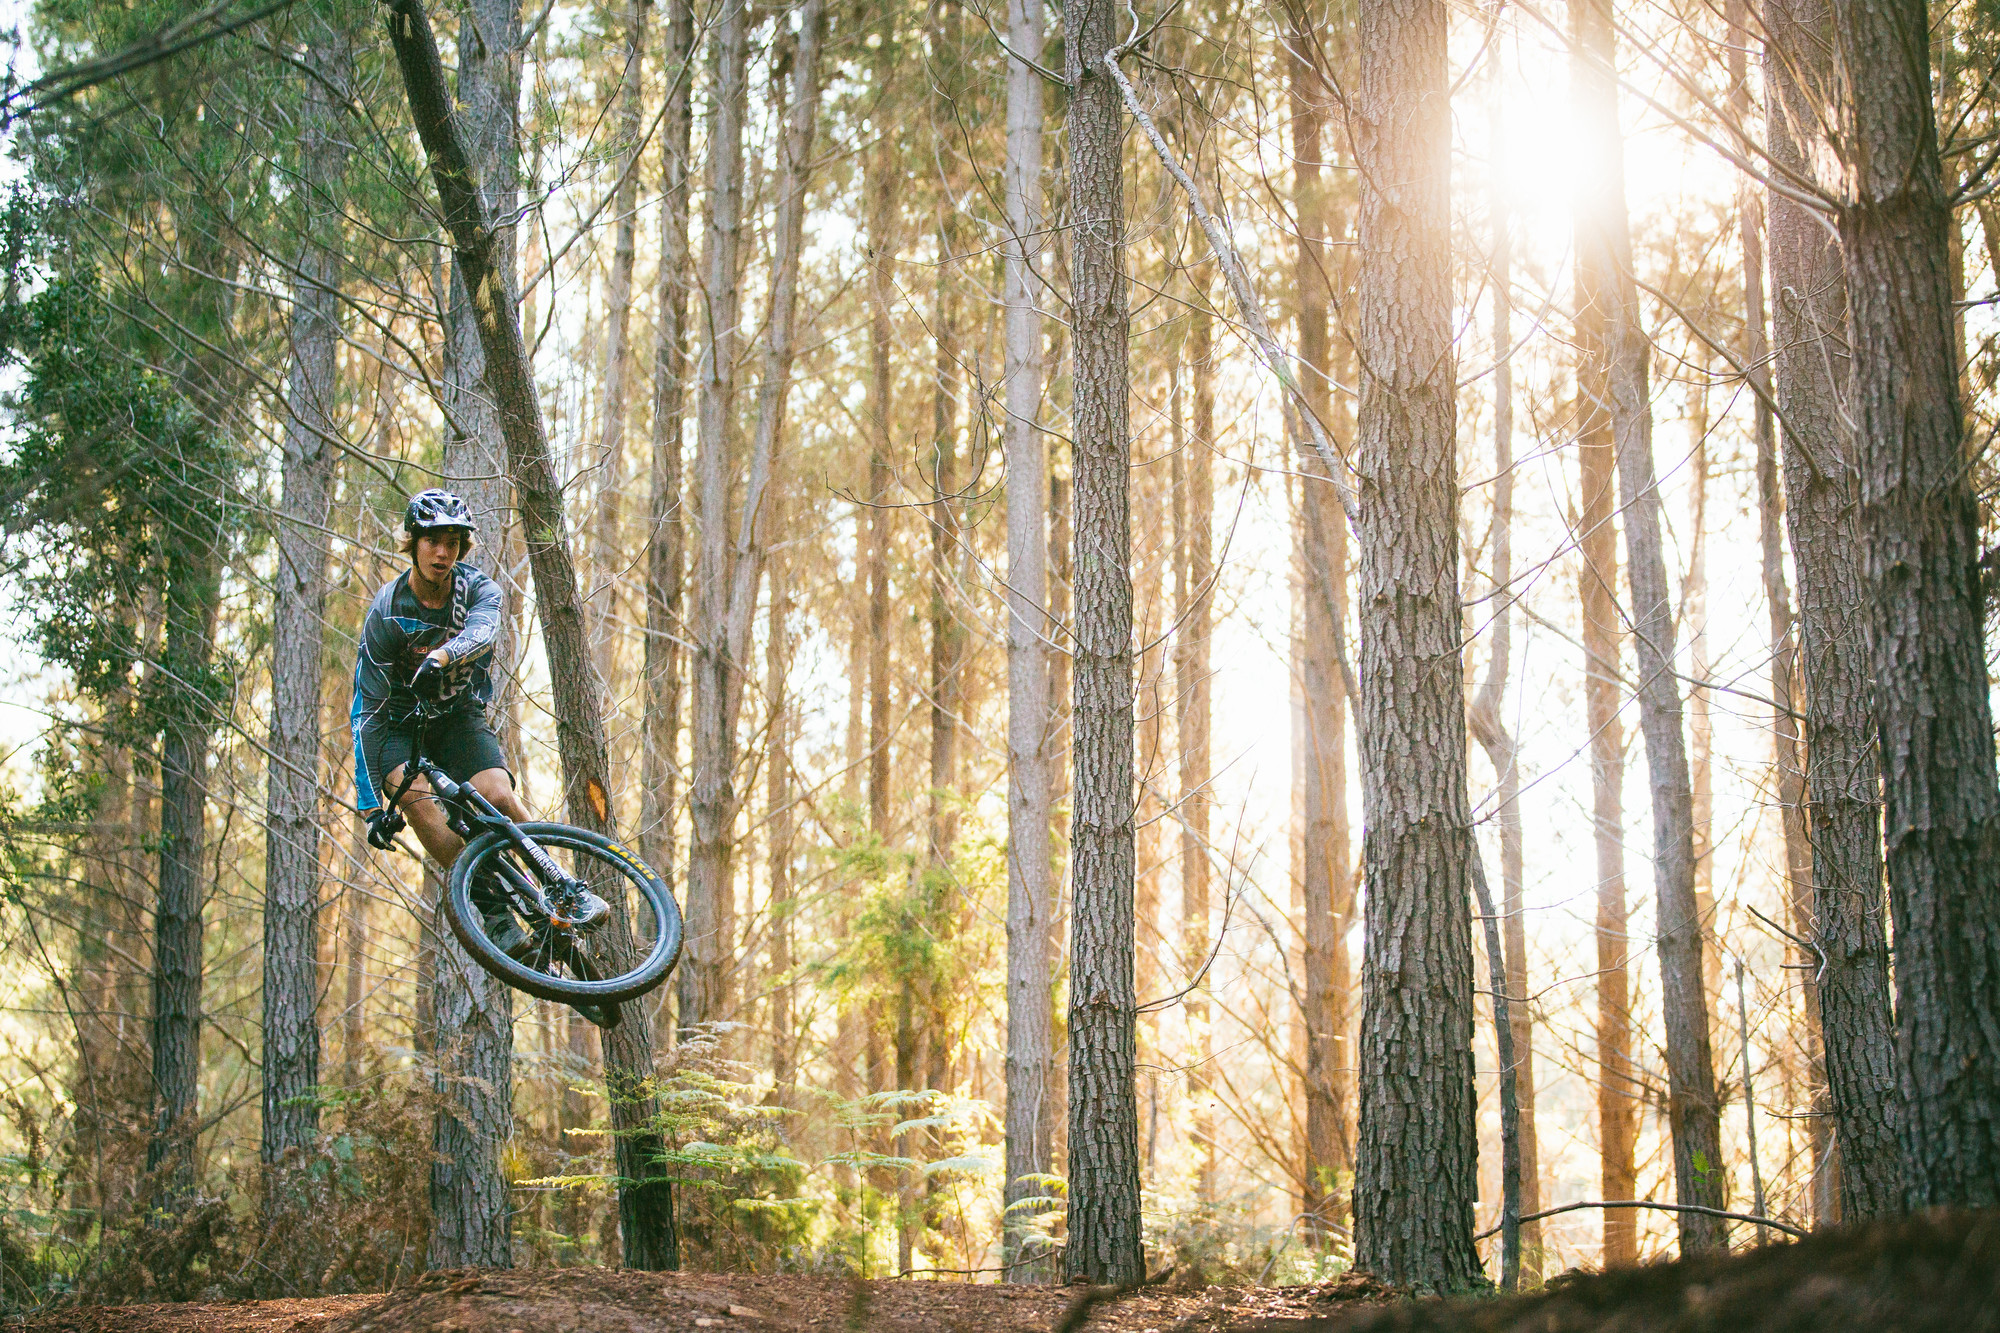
[413,530,465,583]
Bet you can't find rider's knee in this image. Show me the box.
[387,767,434,811]
[470,767,525,816]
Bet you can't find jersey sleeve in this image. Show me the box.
[441,568,503,666]
[350,594,401,812]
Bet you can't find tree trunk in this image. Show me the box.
[1834,0,2000,1208]
[1048,427,1074,1184]
[912,167,967,1257]
[1065,0,1144,1286]
[1134,446,1162,1151]
[866,103,897,848]
[1764,0,1904,1221]
[1685,379,1721,1022]
[642,0,697,986]
[1572,0,1725,1254]
[554,1010,593,1262]
[1288,21,1352,1237]
[386,0,676,1269]
[1183,296,1218,1209]
[1571,123,1637,1277]
[341,819,369,1085]
[929,233,965,873]
[1467,48,1537,1273]
[1729,0,1831,1224]
[426,873,514,1269]
[262,22,349,1194]
[681,0,751,1031]
[426,0,521,1265]
[1350,0,1480,1291]
[74,736,147,1221]
[440,0,519,570]
[588,0,651,685]
[1001,0,1056,1276]
[689,0,822,1044]
[768,545,795,1097]
[148,539,223,1208]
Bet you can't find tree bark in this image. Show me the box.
[768,544,795,1097]
[681,0,751,1031]
[1066,0,1144,1285]
[642,0,697,979]
[148,535,223,1208]
[913,156,967,1256]
[386,0,676,1269]
[1350,0,1481,1290]
[1288,16,1353,1237]
[688,0,822,1044]
[262,22,349,1191]
[1728,0,1831,1224]
[1467,48,1537,1273]
[1834,0,2000,1208]
[426,873,514,1269]
[588,0,651,684]
[1572,0,1725,1255]
[1763,0,1904,1221]
[1001,0,1056,1277]
[426,0,520,1265]
[440,0,519,569]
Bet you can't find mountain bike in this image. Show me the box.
[390,701,682,1030]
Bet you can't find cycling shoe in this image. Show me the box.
[471,870,534,960]
[573,1001,620,1030]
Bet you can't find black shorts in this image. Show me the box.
[362,717,510,805]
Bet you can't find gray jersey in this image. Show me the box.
[349,563,502,811]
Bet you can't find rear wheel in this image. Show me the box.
[446,823,681,1006]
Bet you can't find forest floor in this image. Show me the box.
[8,1270,1397,1333]
[12,1209,1998,1333]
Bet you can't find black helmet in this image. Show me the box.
[404,488,476,548]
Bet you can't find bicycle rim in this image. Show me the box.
[449,824,681,1005]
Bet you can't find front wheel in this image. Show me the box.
[446,823,682,1006]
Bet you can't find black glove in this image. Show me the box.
[410,653,448,702]
[366,806,406,850]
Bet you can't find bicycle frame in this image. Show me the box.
[396,707,591,927]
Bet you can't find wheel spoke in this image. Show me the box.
[461,826,676,1002]
[568,932,601,980]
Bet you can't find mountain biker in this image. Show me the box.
[351,489,608,1011]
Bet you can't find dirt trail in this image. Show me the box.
[12,1271,1387,1333]
[17,1210,1998,1333]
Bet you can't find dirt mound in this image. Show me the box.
[316,1268,1204,1333]
[15,1294,379,1333]
[1257,1209,2000,1333]
[27,1213,1991,1333]
[9,1268,1397,1333]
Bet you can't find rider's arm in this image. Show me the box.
[438,569,503,667]
[351,594,403,814]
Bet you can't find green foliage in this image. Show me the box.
[1144,1194,1348,1288]
[0,1070,443,1307]
[585,1025,814,1271]
[0,211,240,744]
